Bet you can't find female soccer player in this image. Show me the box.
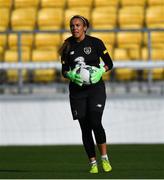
[60,15,113,173]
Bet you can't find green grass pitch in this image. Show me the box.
[0,144,164,179]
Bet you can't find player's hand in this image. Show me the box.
[91,64,106,84]
[66,68,83,86]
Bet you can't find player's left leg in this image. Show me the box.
[78,117,98,173]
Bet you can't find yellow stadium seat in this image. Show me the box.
[120,0,146,6]
[0,34,7,61]
[0,34,7,48]
[32,49,59,62]
[4,49,31,82]
[144,31,164,48]
[89,32,116,45]
[142,47,164,80]
[0,8,10,31]
[0,47,4,61]
[91,7,117,29]
[67,0,93,8]
[11,8,37,31]
[64,7,91,29]
[114,48,129,60]
[14,0,40,8]
[34,33,61,49]
[118,6,144,29]
[0,0,13,8]
[38,8,64,30]
[113,48,135,81]
[94,0,120,7]
[142,47,164,60]
[41,0,66,8]
[8,33,34,50]
[4,49,31,62]
[146,6,164,28]
[117,32,143,49]
[147,0,164,6]
[32,49,58,82]
[61,32,72,42]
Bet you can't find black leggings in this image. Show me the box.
[78,111,106,159]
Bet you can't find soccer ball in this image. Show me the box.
[76,65,96,85]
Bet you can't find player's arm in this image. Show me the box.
[91,38,113,84]
[96,39,113,71]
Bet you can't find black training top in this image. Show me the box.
[61,35,113,77]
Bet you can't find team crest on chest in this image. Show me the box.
[84,47,92,55]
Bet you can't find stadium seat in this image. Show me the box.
[11,8,37,31]
[144,31,164,48]
[64,7,91,29]
[142,47,164,60]
[147,0,164,6]
[38,8,64,30]
[142,47,164,80]
[0,34,6,60]
[0,0,13,8]
[34,33,61,49]
[14,0,40,8]
[0,34,7,49]
[89,32,116,45]
[40,0,66,8]
[61,32,72,42]
[118,6,145,29]
[4,49,31,82]
[91,7,117,29]
[146,6,164,28]
[67,0,93,8]
[117,32,143,49]
[113,48,136,81]
[8,33,34,50]
[0,8,10,31]
[94,0,120,7]
[120,0,146,6]
[32,49,58,82]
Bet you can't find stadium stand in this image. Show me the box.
[144,31,164,48]
[4,49,31,82]
[142,47,164,80]
[94,0,120,7]
[91,6,117,29]
[40,0,66,8]
[113,48,135,81]
[38,8,64,30]
[0,34,7,60]
[118,6,145,29]
[120,0,146,7]
[11,8,37,30]
[0,0,164,86]
[8,33,34,50]
[116,32,143,50]
[14,0,40,8]
[146,6,164,28]
[31,49,58,82]
[34,33,61,50]
[0,0,12,8]
[147,0,164,6]
[67,0,93,8]
[0,8,10,31]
